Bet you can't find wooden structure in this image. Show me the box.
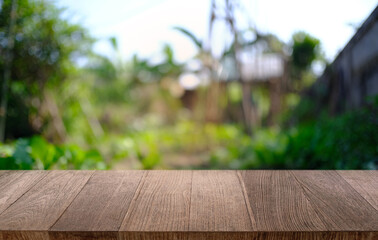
[0,170,377,239]
[309,6,378,115]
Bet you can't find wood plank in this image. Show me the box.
[50,171,144,240]
[0,171,93,235]
[0,171,48,214]
[49,232,117,240]
[119,170,191,233]
[189,170,252,231]
[337,170,378,211]
[292,170,378,231]
[1,231,377,240]
[239,170,326,231]
[120,231,378,239]
[1,231,48,240]
[0,170,377,240]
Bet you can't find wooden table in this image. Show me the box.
[0,170,377,240]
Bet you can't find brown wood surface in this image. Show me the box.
[50,171,144,240]
[118,232,378,240]
[292,170,378,231]
[119,170,192,232]
[337,170,378,211]
[0,171,92,240]
[0,170,377,240]
[0,170,48,214]
[239,170,326,231]
[189,170,252,231]
[1,231,49,240]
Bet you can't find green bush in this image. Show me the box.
[283,107,377,169]
[209,105,377,170]
[1,106,376,170]
[0,136,108,170]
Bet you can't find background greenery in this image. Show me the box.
[0,0,376,170]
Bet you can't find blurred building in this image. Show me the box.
[178,51,288,125]
[218,53,288,125]
[314,5,378,114]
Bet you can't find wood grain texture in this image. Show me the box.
[1,170,377,240]
[119,170,192,232]
[51,171,143,233]
[1,231,377,240]
[337,170,378,211]
[118,231,378,240]
[0,231,49,240]
[292,170,378,231]
[49,232,118,240]
[189,170,252,231]
[0,171,93,233]
[0,171,48,214]
[239,170,326,231]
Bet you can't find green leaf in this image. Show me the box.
[173,26,202,49]
[29,136,57,169]
[12,138,33,169]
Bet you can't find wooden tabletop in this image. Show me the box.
[0,170,377,240]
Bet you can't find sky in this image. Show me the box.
[56,0,378,63]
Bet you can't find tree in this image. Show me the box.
[174,2,285,133]
[0,0,17,142]
[0,0,93,141]
[291,32,320,70]
[290,31,322,89]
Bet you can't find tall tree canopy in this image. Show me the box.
[291,31,321,72]
[0,0,93,140]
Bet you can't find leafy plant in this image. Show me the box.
[208,105,377,170]
[0,136,108,170]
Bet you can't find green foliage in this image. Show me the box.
[288,32,324,91]
[173,26,203,49]
[291,31,320,71]
[12,138,33,169]
[0,136,108,170]
[209,128,288,169]
[2,106,376,170]
[109,36,118,50]
[209,106,377,170]
[1,1,374,172]
[99,121,244,170]
[283,107,377,169]
[0,0,93,139]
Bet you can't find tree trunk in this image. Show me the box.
[267,78,282,126]
[0,0,17,142]
[43,91,67,143]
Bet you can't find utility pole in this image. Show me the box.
[0,0,17,142]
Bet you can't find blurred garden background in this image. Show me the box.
[0,0,377,170]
